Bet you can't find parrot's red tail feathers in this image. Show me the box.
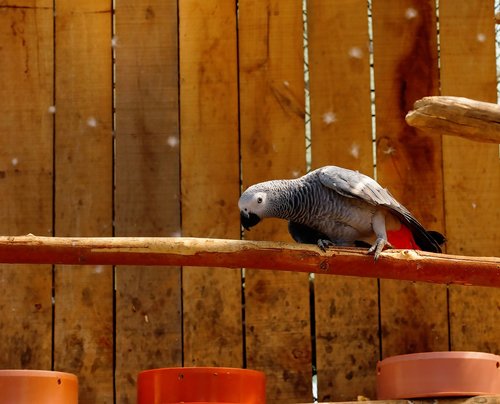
[387,225,421,250]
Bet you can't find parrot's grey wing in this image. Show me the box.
[317,166,442,252]
[317,166,407,210]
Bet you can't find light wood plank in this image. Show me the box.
[239,1,311,401]
[0,0,53,370]
[307,0,378,400]
[179,0,243,368]
[114,1,182,402]
[54,1,113,401]
[439,0,500,354]
[372,0,449,357]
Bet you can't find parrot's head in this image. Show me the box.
[238,183,277,230]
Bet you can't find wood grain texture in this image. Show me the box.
[238,1,310,401]
[114,1,182,402]
[314,396,500,404]
[179,0,243,368]
[307,0,378,400]
[439,0,500,354]
[308,0,373,171]
[372,0,449,357]
[54,1,113,401]
[406,96,500,143]
[0,1,53,370]
[0,237,498,288]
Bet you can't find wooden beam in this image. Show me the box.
[0,236,498,288]
[316,396,500,404]
[405,96,500,143]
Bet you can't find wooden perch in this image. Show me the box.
[319,396,500,404]
[406,96,500,143]
[0,235,499,288]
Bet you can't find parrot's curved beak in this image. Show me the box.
[240,211,261,230]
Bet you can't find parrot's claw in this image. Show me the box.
[317,239,335,252]
[368,237,393,261]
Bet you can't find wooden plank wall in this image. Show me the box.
[114,1,182,403]
[0,1,498,403]
[0,0,54,371]
[307,0,378,401]
[439,0,500,355]
[53,2,114,402]
[239,1,311,401]
[179,0,243,371]
[372,0,449,360]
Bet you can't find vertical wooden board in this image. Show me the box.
[114,1,182,402]
[309,0,373,172]
[307,1,379,400]
[179,0,243,367]
[239,1,311,402]
[54,1,113,402]
[372,0,449,357]
[0,1,53,370]
[439,0,500,353]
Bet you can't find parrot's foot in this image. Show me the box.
[368,237,393,260]
[317,239,336,252]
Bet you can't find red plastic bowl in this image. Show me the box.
[377,351,500,399]
[0,370,78,404]
[137,367,266,403]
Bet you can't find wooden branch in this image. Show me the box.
[0,236,499,288]
[405,96,500,143]
[316,396,500,404]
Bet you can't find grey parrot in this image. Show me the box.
[238,166,444,259]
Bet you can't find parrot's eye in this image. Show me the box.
[257,197,263,204]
